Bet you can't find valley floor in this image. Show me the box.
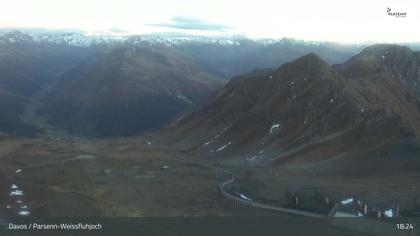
[0,136,278,217]
[0,135,419,218]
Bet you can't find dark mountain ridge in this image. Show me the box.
[166,44,420,176]
[0,31,94,136]
[39,45,224,137]
[174,38,362,78]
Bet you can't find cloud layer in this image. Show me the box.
[148,16,233,32]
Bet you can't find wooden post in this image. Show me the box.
[396,203,400,217]
[364,204,368,215]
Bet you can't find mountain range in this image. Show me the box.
[0,30,364,137]
[2,29,420,217]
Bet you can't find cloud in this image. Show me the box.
[147,16,233,32]
[109,28,129,34]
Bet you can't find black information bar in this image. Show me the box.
[1,217,419,236]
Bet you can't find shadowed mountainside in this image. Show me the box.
[174,38,361,78]
[165,44,420,177]
[39,45,225,137]
[0,31,93,136]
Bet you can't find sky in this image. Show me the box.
[0,0,419,42]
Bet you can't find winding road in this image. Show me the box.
[217,168,325,217]
[172,155,326,217]
[8,151,328,218]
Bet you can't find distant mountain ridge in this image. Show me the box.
[0,29,355,48]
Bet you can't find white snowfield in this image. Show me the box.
[384,209,393,217]
[9,190,23,196]
[341,198,353,205]
[216,142,232,152]
[269,122,280,134]
[0,30,347,49]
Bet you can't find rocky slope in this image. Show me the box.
[166,44,420,176]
